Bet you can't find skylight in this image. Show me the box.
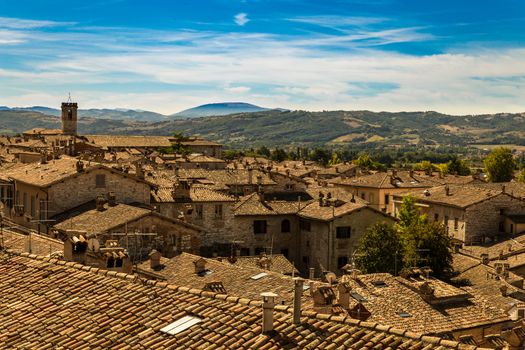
[250,272,268,280]
[372,280,387,288]
[350,291,367,303]
[160,315,202,335]
[399,312,412,318]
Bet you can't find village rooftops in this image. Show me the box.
[226,254,299,275]
[0,157,153,188]
[234,192,310,216]
[0,229,64,257]
[333,170,438,189]
[176,168,276,189]
[153,185,236,203]
[53,202,201,235]
[395,184,515,209]
[0,250,474,350]
[85,135,173,148]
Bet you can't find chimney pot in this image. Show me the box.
[149,250,161,270]
[293,278,303,324]
[107,192,117,206]
[261,292,278,334]
[309,267,315,280]
[95,195,106,211]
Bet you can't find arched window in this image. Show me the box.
[281,219,291,233]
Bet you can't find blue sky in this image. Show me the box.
[0,0,525,114]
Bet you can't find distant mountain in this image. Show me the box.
[172,102,270,118]
[3,108,525,150]
[1,106,167,122]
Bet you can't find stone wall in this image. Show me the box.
[48,168,151,216]
[465,194,525,244]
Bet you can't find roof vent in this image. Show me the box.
[251,272,268,280]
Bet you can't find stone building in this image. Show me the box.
[52,200,201,259]
[393,184,525,244]
[297,192,395,274]
[0,157,152,233]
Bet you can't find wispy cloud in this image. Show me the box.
[0,15,524,114]
[0,16,74,29]
[234,13,249,26]
[288,15,387,28]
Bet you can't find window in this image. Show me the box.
[280,248,289,258]
[39,199,46,220]
[240,248,250,256]
[369,193,374,203]
[30,196,35,217]
[337,256,349,269]
[444,216,449,226]
[384,194,390,205]
[195,204,203,219]
[454,218,459,230]
[302,256,310,265]
[434,213,439,222]
[299,219,311,232]
[95,174,106,188]
[254,247,264,255]
[361,193,365,199]
[285,183,295,191]
[214,204,223,219]
[254,220,267,234]
[15,190,20,205]
[281,219,291,233]
[336,226,351,239]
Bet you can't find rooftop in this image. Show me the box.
[0,251,473,349]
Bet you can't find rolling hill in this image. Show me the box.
[1,109,525,149]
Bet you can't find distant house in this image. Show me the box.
[392,184,525,244]
[0,157,152,233]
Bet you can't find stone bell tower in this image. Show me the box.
[61,94,78,136]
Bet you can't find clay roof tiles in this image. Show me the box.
[0,250,478,349]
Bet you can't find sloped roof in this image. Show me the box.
[85,135,172,148]
[153,185,236,203]
[397,184,515,209]
[229,254,299,275]
[234,193,308,216]
[334,171,436,189]
[0,251,473,349]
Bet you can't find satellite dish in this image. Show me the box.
[88,238,100,252]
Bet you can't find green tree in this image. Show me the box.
[256,146,271,158]
[447,157,470,176]
[328,152,342,166]
[310,148,331,166]
[413,160,435,175]
[397,196,425,229]
[484,147,516,182]
[401,221,453,280]
[354,222,404,275]
[270,148,288,162]
[352,153,385,171]
[518,168,525,183]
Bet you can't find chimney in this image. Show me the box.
[107,192,117,207]
[318,192,324,206]
[149,249,161,270]
[445,185,450,196]
[481,253,489,265]
[337,283,351,309]
[350,194,356,203]
[135,161,144,180]
[193,257,206,274]
[76,160,84,173]
[409,169,414,178]
[309,267,315,280]
[293,278,303,324]
[248,167,253,184]
[261,292,278,334]
[96,195,106,211]
[502,184,506,194]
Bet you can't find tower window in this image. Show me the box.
[68,109,72,120]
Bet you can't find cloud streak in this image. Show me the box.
[234,13,249,26]
[0,15,524,114]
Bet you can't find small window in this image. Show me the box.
[337,256,349,269]
[384,194,390,205]
[240,248,250,256]
[214,204,223,219]
[95,174,106,188]
[280,248,289,258]
[434,213,439,222]
[300,219,311,232]
[254,220,267,234]
[444,216,449,226]
[195,204,203,219]
[285,183,295,191]
[336,226,351,239]
[30,195,36,218]
[115,258,123,268]
[454,218,459,230]
[106,256,115,268]
[281,219,291,233]
[361,193,365,199]
[254,247,264,255]
[302,256,310,265]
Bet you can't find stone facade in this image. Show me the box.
[299,208,396,275]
